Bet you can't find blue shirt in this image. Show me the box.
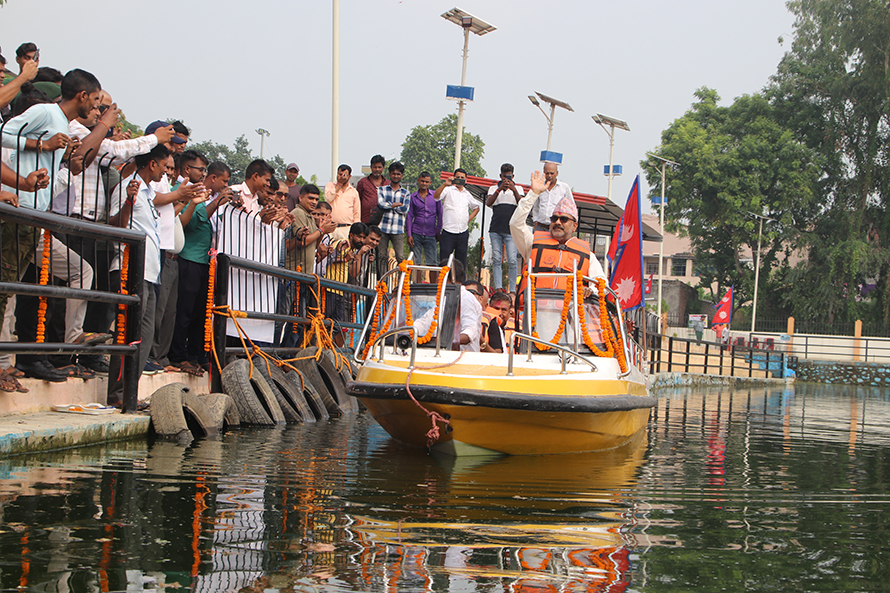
[377,184,410,235]
[1,103,69,211]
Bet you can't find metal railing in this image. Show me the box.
[0,202,146,412]
[647,333,787,379]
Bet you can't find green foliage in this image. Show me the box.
[188,135,287,184]
[399,114,486,184]
[768,0,890,326]
[642,88,822,321]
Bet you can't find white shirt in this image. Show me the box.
[413,285,482,352]
[531,180,574,225]
[437,185,479,234]
[63,120,158,220]
[110,174,162,285]
[150,176,175,250]
[487,182,525,206]
[232,181,260,214]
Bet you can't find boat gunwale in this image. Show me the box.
[347,380,657,413]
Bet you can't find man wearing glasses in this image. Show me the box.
[510,171,604,291]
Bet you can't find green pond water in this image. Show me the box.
[0,382,888,592]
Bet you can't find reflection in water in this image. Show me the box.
[0,383,888,591]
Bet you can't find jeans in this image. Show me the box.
[489,231,517,291]
[411,234,438,266]
[376,232,405,280]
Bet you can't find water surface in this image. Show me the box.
[0,382,888,592]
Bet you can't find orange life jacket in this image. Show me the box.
[519,230,591,292]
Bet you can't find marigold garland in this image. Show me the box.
[36,229,51,343]
[417,265,449,345]
[116,244,131,345]
[204,251,217,353]
[524,269,573,352]
[349,292,357,345]
[361,280,391,359]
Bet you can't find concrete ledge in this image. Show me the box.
[651,372,791,390]
[0,411,150,457]
[0,371,209,416]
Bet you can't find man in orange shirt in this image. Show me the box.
[323,164,360,242]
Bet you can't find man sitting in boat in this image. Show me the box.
[413,259,483,352]
[509,170,605,285]
[481,291,511,353]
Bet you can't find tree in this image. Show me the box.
[399,114,486,184]
[642,88,822,321]
[769,0,890,326]
[188,135,287,184]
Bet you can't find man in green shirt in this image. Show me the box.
[168,161,233,372]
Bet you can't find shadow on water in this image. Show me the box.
[0,382,888,591]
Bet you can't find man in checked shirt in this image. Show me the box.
[375,161,410,279]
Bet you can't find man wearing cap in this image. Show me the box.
[531,162,576,233]
[511,170,604,291]
[284,163,302,211]
[324,164,360,242]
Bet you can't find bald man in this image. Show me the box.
[531,162,576,232]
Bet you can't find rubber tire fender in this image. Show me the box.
[305,346,359,414]
[264,361,317,424]
[253,359,309,423]
[281,367,330,421]
[180,391,216,437]
[221,358,286,425]
[196,393,240,431]
[149,383,192,439]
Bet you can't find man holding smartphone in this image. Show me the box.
[486,163,524,291]
[434,168,480,270]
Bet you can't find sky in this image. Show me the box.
[0,0,797,210]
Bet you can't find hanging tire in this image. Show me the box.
[221,358,286,425]
[180,391,216,437]
[305,347,359,414]
[281,367,330,421]
[197,393,240,431]
[150,383,192,439]
[254,359,312,424]
[291,353,342,416]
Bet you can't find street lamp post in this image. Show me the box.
[593,114,630,277]
[442,8,495,169]
[256,128,270,159]
[647,153,679,326]
[528,91,573,162]
[746,211,775,334]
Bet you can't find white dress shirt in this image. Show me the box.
[110,174,162,285]
[437,185,479,234]
[150,176,175,250]
[531,180,574,225]
[413,285,482,352]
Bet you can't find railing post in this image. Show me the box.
[685,338,690,373]
[704,341,709,375]
[122,239,146,414]
[211,254,230,394]
[853,319,862,362]
[730,343,735,377]
[668,336,674,372]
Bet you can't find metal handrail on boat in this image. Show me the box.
[353,253,454,364]
[508,332,599,376]
[372,326,418,368]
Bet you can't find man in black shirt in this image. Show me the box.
[485,163,524,291]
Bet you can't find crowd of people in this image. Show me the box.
[0,43,591,397]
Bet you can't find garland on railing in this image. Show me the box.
[204,250,217,353]
[116,244,131,345]
[417,265,449,345]
[349,292,357,345]
[36,229,51,343]
[524,269,574,351]
[361,280,391,359]
[575,276,627,372]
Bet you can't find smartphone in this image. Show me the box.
[453,178,466,186]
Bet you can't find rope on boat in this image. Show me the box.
[404,351,465,448]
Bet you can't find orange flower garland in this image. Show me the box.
[116,244,131,344]
[524,270,574,351]
[204,252,217,353]
[575,276,627,372]
[417,265,449,345]
[36,229,51,343]
[361,280,390,359]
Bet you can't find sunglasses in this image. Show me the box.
[550,215,574,224]
[467,289,483,297]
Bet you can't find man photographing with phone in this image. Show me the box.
[433,168,480,270]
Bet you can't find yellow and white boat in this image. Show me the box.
[348,257,655,456]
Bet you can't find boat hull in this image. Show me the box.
[349,355,654,456]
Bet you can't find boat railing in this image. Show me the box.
[370,326,418,367]
[353,253,454,364]
[508,332,599,376]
